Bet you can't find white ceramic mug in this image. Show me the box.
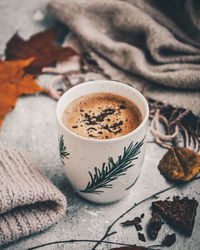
[56,80,149,203]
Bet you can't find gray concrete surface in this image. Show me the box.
[0,1,200,249]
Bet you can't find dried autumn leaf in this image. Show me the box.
[158,146,200,181]
[0,58,43,128]
[5,28,77,76]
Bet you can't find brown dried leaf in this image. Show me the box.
[5,28,77,76]
[158,146,200,181]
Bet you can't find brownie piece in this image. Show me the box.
[152,197,198,236]
[147,211,164,239]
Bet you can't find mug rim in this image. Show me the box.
[56,80,149,143]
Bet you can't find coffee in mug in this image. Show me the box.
[62,93,142,139]
[56,80,149,203]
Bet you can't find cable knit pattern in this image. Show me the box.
[0,148,67,246]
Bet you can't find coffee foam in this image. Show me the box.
[62,92,142,139]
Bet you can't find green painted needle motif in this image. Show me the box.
[59,135,70,163]
[80,137,145,194]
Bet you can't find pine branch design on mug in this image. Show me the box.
[59,135,70,163]
[80,138,145,194]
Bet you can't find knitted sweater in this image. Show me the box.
[0,148,66,246]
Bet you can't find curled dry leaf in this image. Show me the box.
[0,58,43,128]
[158,146,200,182]
[5,28,77,76]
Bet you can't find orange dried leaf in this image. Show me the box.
[158,146,200,182]
[0,58,43,128]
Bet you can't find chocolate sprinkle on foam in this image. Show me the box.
[62,93,142,139]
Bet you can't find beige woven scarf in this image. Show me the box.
[47,0,200,89]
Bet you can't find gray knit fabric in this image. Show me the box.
[0,148,66,246]
[47,0,200,89]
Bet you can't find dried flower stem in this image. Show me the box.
[27,237,151,250]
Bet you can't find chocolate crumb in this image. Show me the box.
[138,232,146,242]
[101,124,112,133]
[89,134,96,138]
[140,213,145,219]
[87,127,97,131]
[121,217,141,226]
[72,126,78,129]
[80,109,84,112]
[103,108,115,115]
[147,211,163,240]
[110,121,123,129]
[114,128,122,135]
[98,131,103,134]
[162,233,176,247]
[105,136,109,139]
[135,223,143,231]
[119,105,126,109]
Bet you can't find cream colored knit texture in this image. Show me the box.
[0,148,66,246]
[47,0,200,89]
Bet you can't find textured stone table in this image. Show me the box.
[0,1,199,249]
